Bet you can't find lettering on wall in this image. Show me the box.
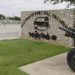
[29,31,50,40]
[34,16,50,31]
[21,11,67,28]
[22,11,67,41]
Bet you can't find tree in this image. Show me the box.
[44,0,75,7]
[67,0,75,4]
[13,16,21,21]
[0,14,5,20]
[7,17,13,20]
[7,16,21,21]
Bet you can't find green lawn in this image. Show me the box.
[0,39,69,75]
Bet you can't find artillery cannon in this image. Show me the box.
[59,26,75,71]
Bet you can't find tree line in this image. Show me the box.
[0,14,21,21]
[44,0,75,7]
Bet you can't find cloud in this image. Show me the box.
[0,0,26,16]
[0,0,74,17]
[0,0,42,16]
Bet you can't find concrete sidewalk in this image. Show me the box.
[19,53,75,75]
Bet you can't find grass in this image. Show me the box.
[0,39,69,75]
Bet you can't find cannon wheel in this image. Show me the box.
[67,48,75,72]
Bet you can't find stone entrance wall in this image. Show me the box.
[21,9,75,47]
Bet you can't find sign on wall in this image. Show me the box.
[21,11,67,41]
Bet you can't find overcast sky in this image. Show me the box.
[0,0,44,17]
[0,0,75,17]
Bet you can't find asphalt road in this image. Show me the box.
[19,53,75,75]
[0,25,21,40]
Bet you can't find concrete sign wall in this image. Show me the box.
[21,9,75,47]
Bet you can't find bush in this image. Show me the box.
[0,14,5,20]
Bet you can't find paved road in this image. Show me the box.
[0,25,21,40]
[19,53,75,75]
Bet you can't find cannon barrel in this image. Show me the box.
[68,27,75,32]
[59,27,75,38]
[59,27,75,34]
